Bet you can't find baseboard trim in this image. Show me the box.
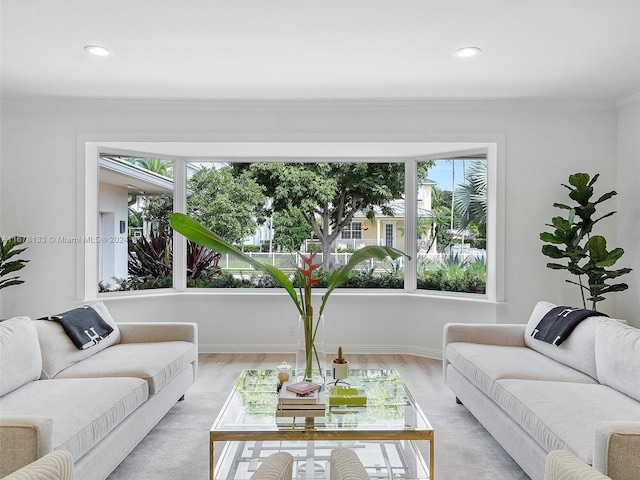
[198,343,442,360]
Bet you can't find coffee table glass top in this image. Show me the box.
[211,369,432,435]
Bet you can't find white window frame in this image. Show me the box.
[79,138,504,303]
[341,221,363,240]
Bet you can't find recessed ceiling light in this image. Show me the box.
[84,45,112,56]
[456,47,481,58]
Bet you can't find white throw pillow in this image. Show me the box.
[524,301,604,378]
[34,301,120,379]
[0,316,42,396]
[595,320,640,401]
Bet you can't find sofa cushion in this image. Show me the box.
[53,341,196,394]
[493,379,640,465]
[595,320,640,401]
[0,377,148,461]
[0,317,42,396]
[34,301,120,379]
[446,342,597,399]
[524,301,620,379]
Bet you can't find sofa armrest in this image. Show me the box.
[2,450,74,480]
[443,323,527,347]
[249,452,293,480]
[443,323,526,380]
[0,417,54,478]
[330,448,369,480]
[545,450,610,480]
[592,421,640,480]
[117,322,198,345]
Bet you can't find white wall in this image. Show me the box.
[616,92,640,327]
[0,98,623,355]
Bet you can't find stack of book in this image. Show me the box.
[276,381,326,417]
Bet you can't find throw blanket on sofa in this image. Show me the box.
[40,306,113,350]
[532,306,608,346]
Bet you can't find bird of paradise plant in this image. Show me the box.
[295,252,324,380]
[168,212,409,380]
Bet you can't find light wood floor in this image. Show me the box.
[189,353,448,398]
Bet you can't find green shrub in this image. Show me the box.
[417,258,486,293]
[235,244,261,253]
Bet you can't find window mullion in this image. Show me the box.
[404,160,417,292]
[172,159,187,292]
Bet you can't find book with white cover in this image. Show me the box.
[275,407,325,418]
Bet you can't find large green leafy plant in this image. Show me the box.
[540,173,631,310]
[0,236,29,290]
[169,212,409,380]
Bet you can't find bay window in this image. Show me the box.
[87,141,498,301]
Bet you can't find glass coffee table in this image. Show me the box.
[210,369,434,480]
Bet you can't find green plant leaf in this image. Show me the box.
[546,262,568,270]
[0,278,24,289]
[169,213,304,315]
[594,191,616,204]
[539,232,563,244]
[542,245,567,259]
[552,202,571,210]
[596,248,625,268]
[551,216,572,230]
[569,173,590,189]
[0,260,28,276]
[587,173,600,187]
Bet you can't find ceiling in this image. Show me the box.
[2,0,639,102]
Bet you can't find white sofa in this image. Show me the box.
[0,302,198,480]
[443,301,640,480]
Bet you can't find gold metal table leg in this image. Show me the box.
[210,439,214,480]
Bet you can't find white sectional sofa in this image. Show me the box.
[0,302,198,480]
[443,301,640,480]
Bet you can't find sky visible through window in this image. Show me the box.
[427,160,465,192]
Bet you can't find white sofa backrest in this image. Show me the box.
[33,301,120,379]
[0,317,42,396]
[595,320,640,402]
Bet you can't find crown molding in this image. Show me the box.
[2,96,616,114]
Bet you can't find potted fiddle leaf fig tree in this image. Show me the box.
[539,173,631,311]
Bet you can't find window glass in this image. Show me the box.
[92,146,494,299]
[184,161,406,289]
[98,156,173,291]
[341,222,363,240]
[417,158,487,294]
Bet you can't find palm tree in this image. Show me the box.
[454,160,487,237]
[430,186,453,252]
[130,157,173,177]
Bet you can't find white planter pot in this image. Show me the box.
[332,361,349,380]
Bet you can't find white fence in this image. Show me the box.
[217,245,485,272]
